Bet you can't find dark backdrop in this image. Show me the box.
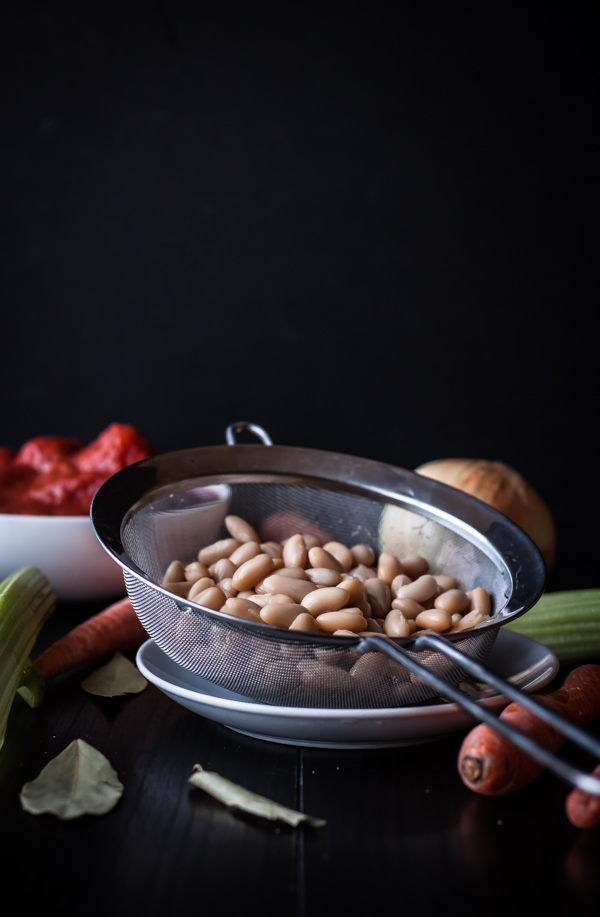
[1,2,596,592]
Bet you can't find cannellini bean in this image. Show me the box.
[349,563,377,582]
[355,599,373,616]
[184,561,211,582]
[198,537,240,565]
[364,617,384,633]
[305,567,343,586]
[244,592,270,606]
[414,608,452,632]
[223,597,261,621]
[322,541,354,572]
[273,566,309,580]
[401,555,429,579]
[308,546,345,572]
[434,588,471,615]
[209,557,237,582]
[289,612,320,632]
[260,574,317,602]
[191,585,227,610]
[377,552,403,586]
[384,609,411,638]
[337,576,366,604]
[283,533,308,568]
[394,574,438,604]
[260,603,306,628]
[260,541,284,558]
[469,586,491,616]
[390,573,413,596]
[390,596,424,619]
[302,534,323,549]
[266,593,298,604]
[301,586,350,616]
[364,577,392,617]
[225,515,261,543]
[163,560,186,584]
[217,577,238,598]
[229,541,262,566]
[188,577,216,600]
[350,544,376,566]
[316,610,368,634]
[451,610,490,632]
[433,574,457,591]
[231,553,274,591]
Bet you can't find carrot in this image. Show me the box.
[565,763,600,828]
[34,597,148,680]
[457,664,600,796]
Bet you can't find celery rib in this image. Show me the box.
[506,589,600,664]
[0,567,56,750]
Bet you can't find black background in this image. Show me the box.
[1,2,597,592]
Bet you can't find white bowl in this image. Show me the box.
[0,513,127,602]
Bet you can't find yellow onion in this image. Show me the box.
[414,458,556,572]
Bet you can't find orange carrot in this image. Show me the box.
[565,763,600,828]
[34,597,148,680]
[457,664,600,795]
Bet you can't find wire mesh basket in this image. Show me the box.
[91,422,544,709]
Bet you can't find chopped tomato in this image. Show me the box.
[0,423,156,515]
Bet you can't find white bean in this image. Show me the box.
[283,533,308,568]
[414,608,452,632]
[225,515,261,543]
[316,610,368,634]
[384,610,411,638]
[301,586,350,616]
[231,553,274,591]
[260,603,306,628]
[198,537,240,566]
[377,552,403,586]
[308,546,345,572]
[260,574,317,602]
[322,541,354,572]
[229,541,262,566]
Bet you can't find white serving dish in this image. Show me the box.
[0,481,232,603]
[0,512,127,602]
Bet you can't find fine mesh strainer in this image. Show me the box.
[91,422,600,794]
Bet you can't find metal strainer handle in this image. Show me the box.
[225,422,273,446]
[362,632,600,795]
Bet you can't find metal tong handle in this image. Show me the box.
[362,632,600,795]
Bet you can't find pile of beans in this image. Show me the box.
[161,514,492,638]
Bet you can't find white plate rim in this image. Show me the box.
[136,628,559,728]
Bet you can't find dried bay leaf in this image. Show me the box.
[20,739,124,819]
[81,651,148,697]
[189,765,326,828]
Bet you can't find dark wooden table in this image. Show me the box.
[2,596,599,917]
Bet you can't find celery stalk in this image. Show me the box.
[0,567,56,751]
[506,589,600,664]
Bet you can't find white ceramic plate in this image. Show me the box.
[136,629,559,748]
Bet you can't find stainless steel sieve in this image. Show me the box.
[91,422,600,794]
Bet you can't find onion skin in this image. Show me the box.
[415,458,556,572]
